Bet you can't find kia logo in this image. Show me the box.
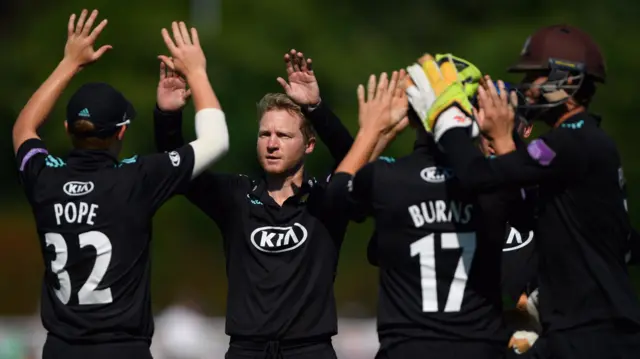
[503,227,534,252]
[420,166,453,183]
[250,223,308,253]
[63,181,95,197]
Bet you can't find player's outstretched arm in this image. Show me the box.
[436,76,586,192]
[158,21,229,179]
[324,71,407,221]
[154,61,190,152]
[335,70,407,175]
[277,49,354,164]
[12,9,111,154]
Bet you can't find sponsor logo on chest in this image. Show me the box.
[250,223,308,253]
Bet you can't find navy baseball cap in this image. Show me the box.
[66,83,136,138]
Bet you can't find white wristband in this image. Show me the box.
[433,107,474,142]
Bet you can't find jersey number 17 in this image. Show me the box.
[410,232,476,313]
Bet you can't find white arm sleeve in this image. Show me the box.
[188,108,229,179]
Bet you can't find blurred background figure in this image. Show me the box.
[153,291,219,359]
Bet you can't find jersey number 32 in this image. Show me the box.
[411,232,476,312]
[45,231,113,305]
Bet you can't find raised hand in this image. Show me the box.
[474,75,518,141]
[357,71,403,134]
[390,69,409,133]
[158,21,206,78]
[277,49,320,106]
[63,9,111,68]
[157,61,191,112]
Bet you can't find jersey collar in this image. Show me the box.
[67,149,119,170]
[250,171,315,207]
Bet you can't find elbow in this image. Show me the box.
[215,132,230,158]
[12,122,35,153]
[191,108,230,171]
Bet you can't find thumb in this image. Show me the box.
[276,77,291,92]
[93,45,112,60]
[184,89,192,99]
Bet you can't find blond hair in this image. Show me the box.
[257,93,315,142]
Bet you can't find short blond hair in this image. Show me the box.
[257,93,315,142]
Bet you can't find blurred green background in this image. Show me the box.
[1,0,639,317]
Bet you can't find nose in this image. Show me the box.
[267,135,279,152]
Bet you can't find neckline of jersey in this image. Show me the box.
[250,171,315,207]
[66,149,119,168]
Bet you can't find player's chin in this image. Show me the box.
[260,159,288,175]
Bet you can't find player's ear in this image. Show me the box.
[523,124,533,138]
[305,136,316,155]
[117,125,127,140]
[64,121,69,134]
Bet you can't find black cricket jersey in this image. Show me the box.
[501,224,537,303]
[326,136,513,348]
[439,112,640,332]
[501,187,538,303]
[153,102,354,341]
[16,138,195,344]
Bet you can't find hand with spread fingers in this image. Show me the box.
[157,61,191,112]
[63,9,112,68]
[334,70,405,175]
[158,21,206,78]
[368,70,409,161]
[357,71,405,135]
[277,49,320,106]
[474,76,518,141]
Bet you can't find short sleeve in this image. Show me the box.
[139,144,196,212]
[16,138,49,195]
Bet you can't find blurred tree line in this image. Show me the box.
[1,0,639,316]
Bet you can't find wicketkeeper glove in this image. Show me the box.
[405,53,481,141]
[434,53,482,98]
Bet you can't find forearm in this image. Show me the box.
[439,128,511,192]
[335,128,380,175]
[186,70,220,111]
[189,108,229,178]
[304,101,354,163]
[369,135,392,162]
[154,107,186,151]
[492,135,517,156]
[13,59,79,153]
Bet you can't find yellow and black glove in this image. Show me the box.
[434,53,482,98]
[405,53,481,141]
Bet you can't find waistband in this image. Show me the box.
[229,335,332,357]
[46,332,151,346]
